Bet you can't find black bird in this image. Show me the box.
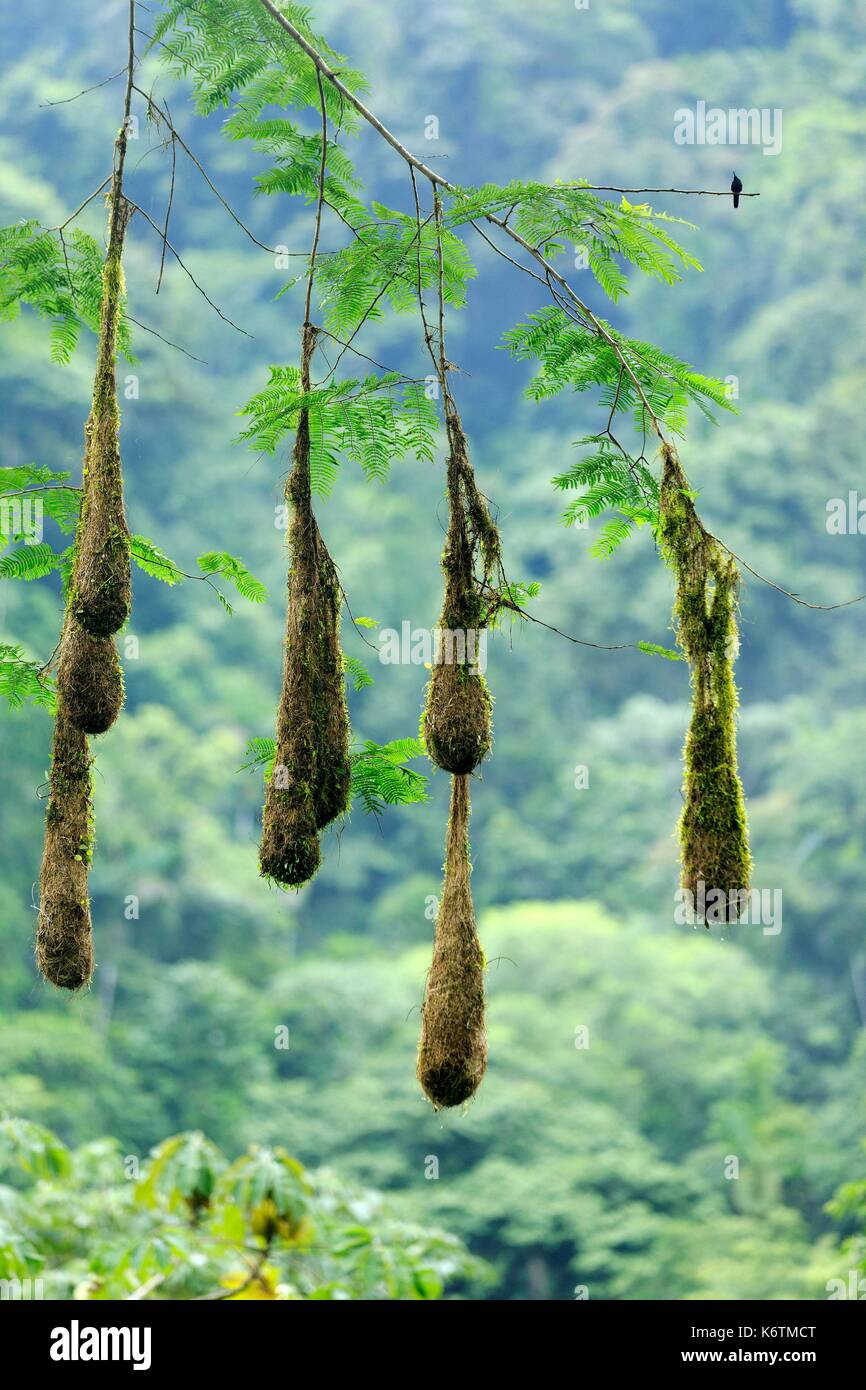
[731,171,743,209]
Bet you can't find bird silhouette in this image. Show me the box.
[731,172,743,209]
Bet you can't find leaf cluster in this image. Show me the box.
[0,222,134,365]
[238,368,439,494]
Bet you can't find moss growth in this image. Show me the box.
[424,662,493,776]
[58,620,124,735]
[659,442,751,920]
[36,702,94,990]
[259,388,351,887]
[309,538,351,830]
[69,201,132,638]
[423,410,498,774]
[417,774,487,1108]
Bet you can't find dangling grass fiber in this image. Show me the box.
[36,701,94,990]
[659,442,751,923]
[423,410,499,775]
[417,774,487,1108]
[58,619,124,735]
[259,335,351,887]
[69,197,132,639]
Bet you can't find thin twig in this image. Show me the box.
[155,122,177,294]
[303,70,328,335]
[321,213,434,381]
[48,177,112,232]
[125,199,253,337]
[127,1270,169,1300]
[564,184,759,198]
[0,485,80,498]
[481,586,636,652]
[131,83,282,254]
[125,314,208,363]
[433,189,450,405]
[710,535,866,611]
[410,168,440,381]
[110,0,137,245]
[193,1251,269,1302]
[316,327,421,382]
[469,218,549,288]
[339,587,379,652]
[40,69,126,108]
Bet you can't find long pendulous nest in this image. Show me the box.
[36,702,94,990]
[417,774,487,1108]
[69,203,132,639]
[659,442,751,922]
[423,411,498,775]
[259,406,351,888]
[34,197,133,989]
[58,621,124,735]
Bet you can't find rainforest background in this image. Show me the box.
[1,0,866,1299]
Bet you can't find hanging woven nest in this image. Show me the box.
[423,411,498,774]
[417,774,487,1108]
[58,620,124,735]
[259,402,351,887]
[68,201,132,638]
[36,702,94,990]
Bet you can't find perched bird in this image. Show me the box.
[731,171,743,209]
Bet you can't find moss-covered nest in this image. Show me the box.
[417,774,487,1108]
[58,621,124,735]
[659,442,751,921]
[36,703,94,990]
[423,410,499,775]
[259,406,351,887]
[69,204,132,638]
[424,662,493,776]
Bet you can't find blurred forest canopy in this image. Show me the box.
[1,0,866,1298]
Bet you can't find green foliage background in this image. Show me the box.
[1,0,865,1298]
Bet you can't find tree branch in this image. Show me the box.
[562,184,760,198]
[131,83,283,255]
[40,69,126,108]
[254,0,666,438]
[125,198,253,337]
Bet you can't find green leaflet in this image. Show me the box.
[636,641,687,662]
[506,306,733,555]
[0,643,55,711]
[0,222,134,365]
[196,552,269,604]
[151,0,367,126]
[0,465,81,546]
[237,370,438,495]
[130,535,185,586]
[129,537,269,610]
[241,735,429,816]
[314,206,475,336]
[0,541,63,581]
[349,739,430,816]
[343,654,374,691]
[447,180,702,301]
